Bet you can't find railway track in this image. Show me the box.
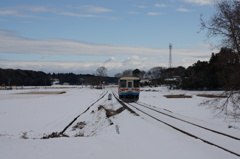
[136,101,240,141]
[43,90,109,138]
[112,91,240,157]
[59,90,109,134]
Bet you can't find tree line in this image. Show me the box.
[181,47,240,90]
[1,47,239,89]
[113,47,240,90]
[0,68,117,87]
[0,68,52,86]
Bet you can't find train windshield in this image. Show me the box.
[134,80,140,88]
[120,80,126,88]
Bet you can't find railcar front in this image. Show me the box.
[118,76,140,102]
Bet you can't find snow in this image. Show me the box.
[0,86,240,159]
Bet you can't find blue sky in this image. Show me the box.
[0,0,220,76]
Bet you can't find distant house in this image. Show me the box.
[51,78,60,85]
[164,77,179,82]
[164,76,181,88]
[140,79,151,86]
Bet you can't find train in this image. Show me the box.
[118,76,140,102]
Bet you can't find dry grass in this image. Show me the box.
[164,94,192,98]
[142,89,159,92]
[196,94,227,98]
[16,91,66,95]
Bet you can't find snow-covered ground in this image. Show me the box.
[0,86,239,159]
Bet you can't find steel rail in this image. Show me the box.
[112,91,240,157]
[136,101,240,141]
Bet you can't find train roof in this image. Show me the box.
[119,76,140,80]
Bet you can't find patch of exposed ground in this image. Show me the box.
[164,94,192,98]
[42,104,124,139]
[196,94,227,98]
[70,105,124,137]
[16,91,66,95]
[142,89,159,92]
[42,132,69,139]
[98,105,125,118]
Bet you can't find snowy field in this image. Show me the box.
[0,86,239,159]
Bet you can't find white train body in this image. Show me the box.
[118,76,140,101]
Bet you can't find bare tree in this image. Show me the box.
[200,0,240,60]
[200,90,240,121]
[148,67,165,80]
[122,69,133,76]
[148,67,165,86]
[96,66,107,77]
[200,0,240,120]
[114,73,122,78]
[95,66,107,89]
[132,69,146,78]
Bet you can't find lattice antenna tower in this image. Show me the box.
[169,43,172,68]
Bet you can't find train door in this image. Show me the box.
[127,81,133,92]
[128,81,132,88]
